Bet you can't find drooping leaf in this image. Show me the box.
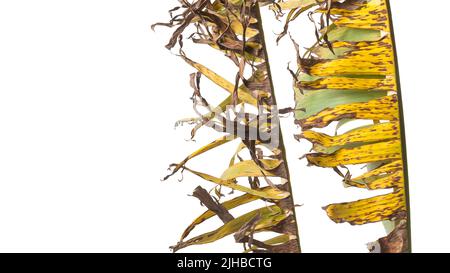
[326,25,382,42]
[324,190,406,225]
[298,76,396,91]
[221,159,284,180]
[164,135,234,180]
[183,167,290,200]
[298,95,399,130]
[299,122,400,147]
[294,89,387,120]
[182,56,258,106]
[172,205,288,251]
[180,187,280,241]
[306,140,401,167]
[346,170,404,190]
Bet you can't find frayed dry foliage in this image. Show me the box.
[278,0,410,252]
[154,0,301,253]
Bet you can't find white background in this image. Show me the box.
[0,0,448,253]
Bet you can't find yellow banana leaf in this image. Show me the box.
[172,205,288,251]
[286,0,410,252]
